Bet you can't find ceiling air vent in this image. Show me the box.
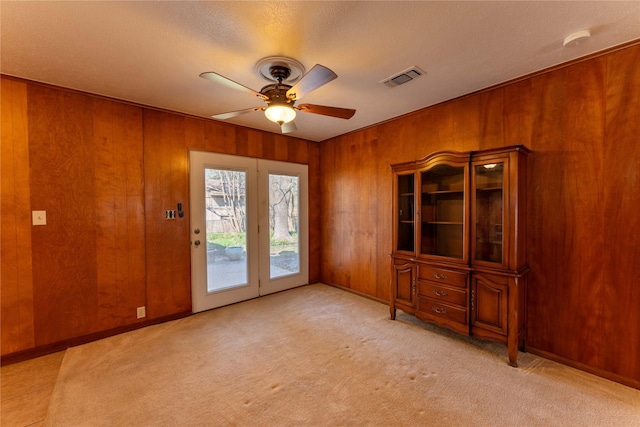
[380,66,426,88]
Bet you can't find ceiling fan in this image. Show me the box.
[199,57,356,134]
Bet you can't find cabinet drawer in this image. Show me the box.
[418,297,467,324]
[418,265,467,287]
[418,281,467,306]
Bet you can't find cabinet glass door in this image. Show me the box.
[474,162,504,264]
[420,164,465,259]
[396,173,415,252]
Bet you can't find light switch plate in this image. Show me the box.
[32,210,47,226]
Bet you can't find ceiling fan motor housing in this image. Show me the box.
[261,83,295,106]
[261,66,296,106]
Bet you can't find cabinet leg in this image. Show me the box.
[508,336,518,367]
[508,352,518,367]
[390,305,396,320]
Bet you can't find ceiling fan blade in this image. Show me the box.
[200,72,267,100]
[297,104,356,120]
[286,64,337,100]
[212,106,264,120]
[281,121,297,134]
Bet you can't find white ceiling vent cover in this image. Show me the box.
[380,66,426,88]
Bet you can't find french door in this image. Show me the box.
[189,151,308,313]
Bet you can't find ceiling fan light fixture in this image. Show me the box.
[265,103,296,124]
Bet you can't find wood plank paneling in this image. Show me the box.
[319,139,333,284]
[3,81,151,355]
[451,95,480,153]
[529,58,607,367]
[261,132,277,160]
[526,71,566,355]
[1,79,35,353]
[602,46,640,381]
[92,99,146,330]
[307,142,321,284]
[143,110,191,318]
[268,134,283,161]
[566,58,606,366]
[478,88,505,150]
[503,80,533,149]
[428,102,455,150]
[288,136,308,165]
[351,130,379,296]
[320,137,345,287]
[235,128,250,157]
[27,85,99,345]
[374,123,400,301]
[246,129,264,159]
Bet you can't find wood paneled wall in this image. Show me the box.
[1,79,35,353]
[0,79,319,357]
[320,44,640,387]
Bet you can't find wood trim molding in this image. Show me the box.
[322,282,388,305]
[527,347,640,391]
[0,311,191,366]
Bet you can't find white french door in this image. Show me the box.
[189,151,308,313]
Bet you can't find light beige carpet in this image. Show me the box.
[45,284,639,426]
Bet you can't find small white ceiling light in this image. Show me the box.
[563,30,591,47]
[264,103,296,124]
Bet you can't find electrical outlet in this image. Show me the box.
[136,306,146,319]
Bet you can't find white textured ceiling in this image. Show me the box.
[2,1,639,142]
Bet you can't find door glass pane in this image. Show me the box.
[269,173,300,279]
[397,174,415,252]
[421,164,465,258]
[475,162,504,263]
[205,168,247,292]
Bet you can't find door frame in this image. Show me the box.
[189,150,309,312]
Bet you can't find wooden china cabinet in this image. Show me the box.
[390,145,530,366]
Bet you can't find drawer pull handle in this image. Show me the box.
[433,272,448,280]
[433,306,447,315]
[433,289,448,297]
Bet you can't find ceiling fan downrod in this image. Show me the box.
[269,65,291,83]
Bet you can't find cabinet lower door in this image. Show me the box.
[471,273,508,337]
[471,271,527,367]
[392,261,416,315]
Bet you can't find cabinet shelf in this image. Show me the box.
[476,186,502,191]
[400,220,415,224]
[423,189,464,195]
[424,221,463,225]
[477,239,502,245]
